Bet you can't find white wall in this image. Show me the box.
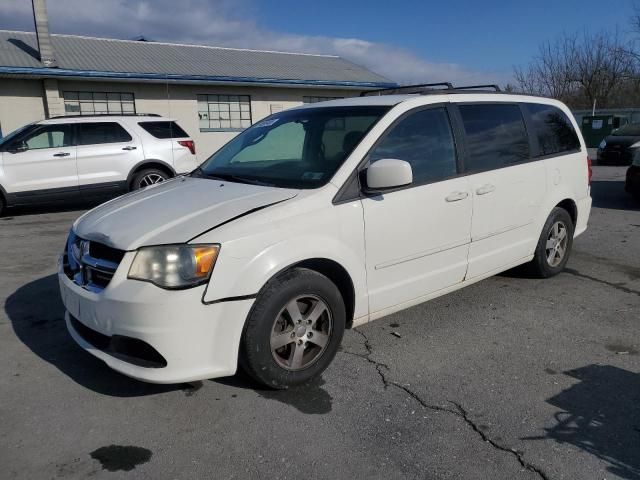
[0,77,359,159]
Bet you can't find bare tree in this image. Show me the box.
[514,31,636,109]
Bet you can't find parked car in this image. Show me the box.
[59,86,592,388]
[0,114,198,215]
[626,158,640,201]
[597,123,640,166]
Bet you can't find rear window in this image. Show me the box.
[525,104,580,155]
[78,122,132,145]
[459,103,530,171]
[138,121,189,139]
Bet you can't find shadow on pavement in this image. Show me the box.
[591,180,639,211]
[4,274,180,397]
[524,364,640,480]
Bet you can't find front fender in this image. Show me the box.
[203,233,368,320]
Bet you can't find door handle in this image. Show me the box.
[53,152,70,157]
[475,184,496,195]
[445,191,469,202]
[122,146,137,151]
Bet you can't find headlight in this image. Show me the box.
[599,139,607,149]
[128,244,220,289]
[631,141,640,149]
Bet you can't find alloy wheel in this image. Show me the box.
[545,221,568,267]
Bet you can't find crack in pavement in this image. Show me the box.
[564,268,640,297]
[343,328,550,480]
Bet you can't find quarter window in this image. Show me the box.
[64,91,135,115]
[525,103,580,156]
[369,107,458,185]
[197,94,251,131]
[22,125,73,150]
[78,123,132,145]
[459,104,530,170]
[138,121,189,139]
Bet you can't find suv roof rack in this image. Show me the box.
[361,82,502,97]
[48,113,162,120]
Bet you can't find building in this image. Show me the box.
[0,26,394,158]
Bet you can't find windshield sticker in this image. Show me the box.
[254,118,280,128]
[302,172,324,180]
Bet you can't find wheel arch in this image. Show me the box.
[127,160,176,189]
[555,198,578,227]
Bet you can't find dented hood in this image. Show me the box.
[73,176,297,250]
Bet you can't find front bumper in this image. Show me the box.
[58,257,254,384]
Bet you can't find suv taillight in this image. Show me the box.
[587,157,593,186]
[178,140,196,155]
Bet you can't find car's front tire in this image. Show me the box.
[240,268,346,389]
[525,207,574,278]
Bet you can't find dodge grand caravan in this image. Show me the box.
[59,85,592,388]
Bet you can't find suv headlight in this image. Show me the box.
[599,139,607,149]
[128,244,220,289]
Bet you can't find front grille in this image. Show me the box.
[63,232,125,292]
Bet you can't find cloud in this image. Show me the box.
[0,0,507,85]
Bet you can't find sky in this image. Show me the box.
[0,0,637,85]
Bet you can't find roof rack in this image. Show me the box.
[360,82,502,97]
[48,113,162,119]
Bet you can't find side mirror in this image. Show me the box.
[364,158,413,193]
[7,142,27,154]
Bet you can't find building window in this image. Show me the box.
[197,94,251,131]
[302,96,343,104]
[63,91,135,116]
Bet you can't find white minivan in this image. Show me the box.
[58,85,592,388]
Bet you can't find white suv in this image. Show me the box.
[58,85,592,388]
[0,114,198,214]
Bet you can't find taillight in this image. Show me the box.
[587,157,593,186]
[178,140,196,155]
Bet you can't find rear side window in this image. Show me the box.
[525,104,580,156]
[78,122,132,145]
[138,121,189,139]
[459,104,530,171]
[369,107,458,185]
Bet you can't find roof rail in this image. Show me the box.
[360,82,503,97]
[48,113,162,119]
[360,82,454,97]
[454,84,501,92]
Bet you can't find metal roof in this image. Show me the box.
[0,30,395,89]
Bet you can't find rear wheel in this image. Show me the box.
[525,207,574,278]
[131,168,170,191]
[240,268,346,389]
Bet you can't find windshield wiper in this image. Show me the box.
[202,172,275,187]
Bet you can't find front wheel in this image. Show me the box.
[525,207,574,278]
[240,268,346,389]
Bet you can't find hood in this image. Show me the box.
[73,176,297,250]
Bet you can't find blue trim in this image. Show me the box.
[0,66,397,89]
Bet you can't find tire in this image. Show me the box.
[0,195,4,217]
[525,207,574,278]
[240,268,346,389]
[131,168,170,191]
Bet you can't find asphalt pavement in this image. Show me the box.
[0,166,638,480]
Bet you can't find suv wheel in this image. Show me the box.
[526,207,574,278]
[240,268,346,389]
[131,168,169,191]
[0,195,4,217]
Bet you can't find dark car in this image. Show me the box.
[626,163,640,201]
[598,123,640,166]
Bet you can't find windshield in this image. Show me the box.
[195,106,390,189]
[613,123,640,136]
[0,124,35,148]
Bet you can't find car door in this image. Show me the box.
[454,102,546,279]
[361,105,472,314]
[1,123,78,198]
[76,121,143,195]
